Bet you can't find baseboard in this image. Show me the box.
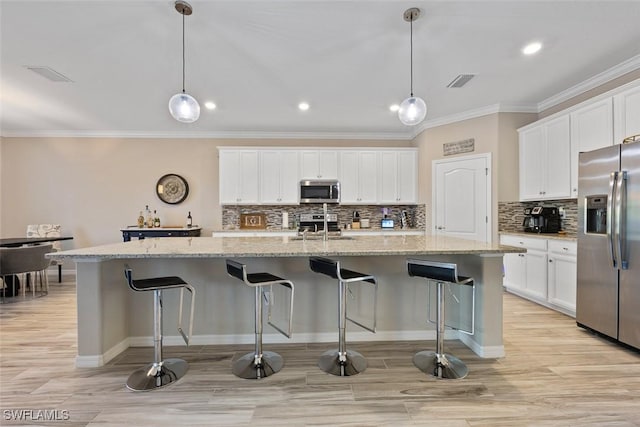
[75,337,130,368]
[77,330,500,368]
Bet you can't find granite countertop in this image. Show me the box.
[49,234,525,260]
[499,231,577,241]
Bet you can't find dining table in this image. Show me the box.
[0,236,74,295]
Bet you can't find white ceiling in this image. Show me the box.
[1,0,639,140]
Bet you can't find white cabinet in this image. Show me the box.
[219,150,259,204]
[500,235,548,300]
[259,150,299,204]
[547,240,577,314]
[570,98,614,197]
[501,234,576,316]
[300,150,338,179]
[378,150,417,204]
[519,115,571,201]
[614,84,640,144]
[339,151,378,204]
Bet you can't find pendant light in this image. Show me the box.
[168,0,200,123]
[398,7,427,126]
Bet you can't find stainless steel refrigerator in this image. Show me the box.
[577,141,640,351]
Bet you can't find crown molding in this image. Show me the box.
[537,54,640,112]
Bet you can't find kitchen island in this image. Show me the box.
[50,234,524,367]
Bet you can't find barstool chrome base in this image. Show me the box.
[126,358,189,391]
[413,351,469,379]
[232,351,284,379]
[318,349,367,376]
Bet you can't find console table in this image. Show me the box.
[120,227,201,242]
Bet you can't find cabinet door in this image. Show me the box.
[544,115,571,199]
[278,151,300,203]
[219,150,241,204]
[339,151,359,203]
[503,252,526,291]
[519,125,545,200]
[378,151,399,203]
[397,151,417,203]
[548,253,577,314]
[219,150,259,204]
[614,84,640,144]
[525,249,548,300]
[570,98,614,198]
[300,150,338,179]
[357,151,378,203]
[259,151,282,203]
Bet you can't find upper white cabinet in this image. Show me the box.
[300,150,338,179]
[519,115,571,201]
[259,150,299,204]
[219,150,259,204]
[378,150,418,204]
[570,98,614,197]
[219,147,418,205]
[339,151,378,204]
[614,84,640,144]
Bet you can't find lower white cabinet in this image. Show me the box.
[501,234,577,316]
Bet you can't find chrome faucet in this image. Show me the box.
[323,203,329,241]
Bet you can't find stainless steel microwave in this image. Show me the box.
[299,179,340,204]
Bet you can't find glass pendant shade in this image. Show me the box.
[169,92,200,123]
[398,96,427,126]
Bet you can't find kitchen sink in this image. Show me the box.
[289,235,354,241]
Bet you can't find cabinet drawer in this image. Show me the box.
[500,234,548,251]
[548,240,577,256]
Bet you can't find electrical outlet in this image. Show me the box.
[558,207,566,219]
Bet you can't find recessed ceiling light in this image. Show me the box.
[204,101,216,110]
[389,104,400,112]
[298,102,310,111]
[522,42,542,55]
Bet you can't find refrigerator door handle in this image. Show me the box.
[616,171,628,270]
[607,171,618,268]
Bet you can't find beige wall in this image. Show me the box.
[413,112,536,241]
[0,137,409,250]
[539,69,640,118]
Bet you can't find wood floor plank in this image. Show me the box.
[1,281,639,426]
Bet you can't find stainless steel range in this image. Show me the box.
[298,213,340,233]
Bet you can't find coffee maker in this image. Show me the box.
[523,206,561,233]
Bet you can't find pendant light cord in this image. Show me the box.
[182,11,186,93]
[409,17,414,97]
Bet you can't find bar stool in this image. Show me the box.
[309,257,378,376]
[407,259,475,379]
[226,259,294,379]
[124,266,195,391]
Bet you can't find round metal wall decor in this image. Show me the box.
[156,173,189,204]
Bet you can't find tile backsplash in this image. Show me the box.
[499,199,578,235]
[222,204,426,231]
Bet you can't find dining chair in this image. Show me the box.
[0,243,53,302]
[26,224,63,282]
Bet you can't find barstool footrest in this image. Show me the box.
[232,351,284,379]
[413,350,469,379]
[126,358,189,391]
[318,348,367,377]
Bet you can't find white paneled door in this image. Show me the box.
[433,154,491,242]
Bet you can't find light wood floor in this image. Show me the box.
[1,280,639,426]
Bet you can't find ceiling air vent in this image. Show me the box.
[25,66,73,82]
[446,74,475,88]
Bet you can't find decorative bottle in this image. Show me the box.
[153,210,160,228]
[145,205,153,228]
[137,211,144,228]
[187,211,193,228]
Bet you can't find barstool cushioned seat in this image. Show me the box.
[407,259,475,379]
[124,266,195,391]
[309,256,378,376]
[226,259,294,379]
